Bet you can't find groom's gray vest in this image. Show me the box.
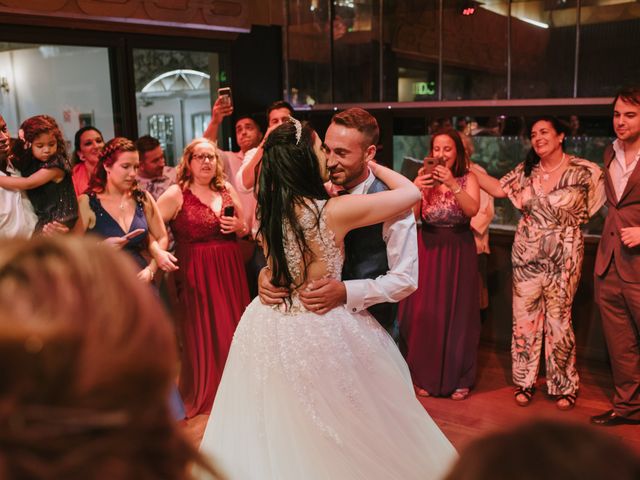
[342,177,397,334]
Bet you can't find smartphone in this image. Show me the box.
[123,228,146,240]
[218,87,232,107]
[223,205,235,218]
[423,157,445,174]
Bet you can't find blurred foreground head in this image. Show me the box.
[444,420,640,480]
[0,236,221,480]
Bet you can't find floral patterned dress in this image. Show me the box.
[500,157,605,395]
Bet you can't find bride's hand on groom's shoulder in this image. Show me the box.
[299,279,346,314]
[258,267,289,305]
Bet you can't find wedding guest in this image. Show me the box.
[462,134,495,315]
[0,114,37,237]
[0,236,222,480]
[157,138,250,418]
[445,420,640,480]
[399,128,481,400]
[74,137,177,282]
[475,117,605,410]
[135,135,176,200]
[71,126,104,196]
[592,87,640,426]
[0,115,78,232]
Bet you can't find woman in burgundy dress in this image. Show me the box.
[399,128,481,400]
[158,138,250,418]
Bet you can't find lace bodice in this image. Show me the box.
[171,188,235,244]
[275,198,343,312]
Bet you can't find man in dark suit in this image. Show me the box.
[258,108,418,339]
[592,86,640,426]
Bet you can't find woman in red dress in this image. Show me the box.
[158,138,250,418]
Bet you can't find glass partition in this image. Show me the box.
[286,0,635,102]
[393,116,613,235]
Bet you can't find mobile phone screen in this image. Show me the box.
[223,206,235,217]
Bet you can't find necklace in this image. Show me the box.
[119,193,127,211]
[539,153,566,182]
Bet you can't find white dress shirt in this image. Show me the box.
[221,149,257,234]
[0,166,37,238]
[610,139,640,202]
[330,170,419,313]
[234,147,259,194]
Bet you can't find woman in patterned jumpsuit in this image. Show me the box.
[476,117,605,410]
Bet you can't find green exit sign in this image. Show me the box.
[413,81,436,96]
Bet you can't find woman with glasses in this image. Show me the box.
[157,137,250,418]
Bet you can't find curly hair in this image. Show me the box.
[256,121,329,300]
[11,115,70,173]
[87,137,147,206]
[176,138,225,192]
[0,237,223,480]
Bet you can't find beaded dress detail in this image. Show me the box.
[200,198,456,480]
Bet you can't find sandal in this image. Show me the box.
[556,393,577,411]
[514,386,535,407]
[451,388,470,401]
[414,386,430,397]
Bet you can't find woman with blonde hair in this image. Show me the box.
[0,236,222,480]
[158,137,250,418]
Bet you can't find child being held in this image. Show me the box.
[0,115,78,232]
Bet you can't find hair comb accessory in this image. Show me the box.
[289,117,302,145]
[18,129,31,150]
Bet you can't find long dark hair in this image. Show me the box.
[72,126,104,165]
[430,128,468,178]
[524,116,566,177]
[256,121,329,296]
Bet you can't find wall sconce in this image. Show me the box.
[0,77,9,94]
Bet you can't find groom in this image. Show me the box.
[259,107,418,338]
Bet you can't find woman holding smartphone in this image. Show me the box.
[74,137,177,282]
[157,137,250,418]
[399,128,481,401]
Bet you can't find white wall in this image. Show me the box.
[0,45,115,148]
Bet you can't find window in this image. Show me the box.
[134,49,221,162]
[0,43,115,149]
[148,114,176,165]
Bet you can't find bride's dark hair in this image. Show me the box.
[256,120,330,296]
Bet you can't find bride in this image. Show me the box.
[198,120,457,479]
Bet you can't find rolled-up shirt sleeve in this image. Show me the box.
[344,209,418,313]
[235,147,258,194]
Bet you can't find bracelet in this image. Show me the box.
[451,185,462,195]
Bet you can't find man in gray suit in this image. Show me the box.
[592,86,640,426]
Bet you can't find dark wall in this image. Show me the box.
[226,24,283,147]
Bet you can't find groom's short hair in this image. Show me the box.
[331,108,379,147]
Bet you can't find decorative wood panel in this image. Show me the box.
[0,0,253,35]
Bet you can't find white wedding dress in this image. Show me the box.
[199,199,457,480]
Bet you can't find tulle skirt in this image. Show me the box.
[199,298,457,480]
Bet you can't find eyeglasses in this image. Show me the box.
[192,153,216,163]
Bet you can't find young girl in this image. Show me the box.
[0,115,78,232]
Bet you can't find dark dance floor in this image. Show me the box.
[183,343,640,455]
